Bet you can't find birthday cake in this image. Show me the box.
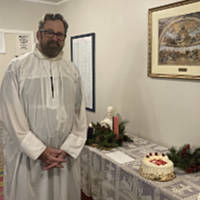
[139,152,175,181]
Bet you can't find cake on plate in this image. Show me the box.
[139,152,175,181]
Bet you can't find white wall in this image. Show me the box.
[59,0,200,148]
[0,0,58,35]
[1,0,200,149]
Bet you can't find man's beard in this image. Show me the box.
[40,40,64,58]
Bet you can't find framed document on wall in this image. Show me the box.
[71,32,95,112]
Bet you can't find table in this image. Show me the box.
[80,134,200,200]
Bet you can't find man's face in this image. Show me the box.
[37,20,66,58]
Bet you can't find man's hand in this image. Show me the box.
[39,147,67,170]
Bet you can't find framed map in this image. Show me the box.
[148,0,200,80]
[71,33,95,112]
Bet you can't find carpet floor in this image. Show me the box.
[0,169,3,200]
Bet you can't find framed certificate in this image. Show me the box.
[71,33,95,111]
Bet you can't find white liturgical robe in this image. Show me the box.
[0,47,87,200]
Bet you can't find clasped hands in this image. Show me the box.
[39,147,67,170]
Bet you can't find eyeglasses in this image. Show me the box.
[40,29,66,40]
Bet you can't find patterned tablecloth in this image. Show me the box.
[80,135,200,200]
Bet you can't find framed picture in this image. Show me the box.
[71,33,95,112]
[148,0,200,80]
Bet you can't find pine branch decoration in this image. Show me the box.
[167,144,200,173]
[86,121,133,150]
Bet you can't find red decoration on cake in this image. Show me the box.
[150,159,167,166]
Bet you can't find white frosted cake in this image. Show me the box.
[139,153,175,181]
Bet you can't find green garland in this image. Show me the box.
[86,121,133,150]
[167,144,200,173]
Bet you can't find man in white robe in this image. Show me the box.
[0,13,87,200]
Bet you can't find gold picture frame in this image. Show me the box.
[148,0,200,80]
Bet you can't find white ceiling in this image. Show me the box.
[23,0,70,5]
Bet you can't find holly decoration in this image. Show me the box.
[86,121,133,150]
[167,144,200,173]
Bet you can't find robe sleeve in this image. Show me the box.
[60,73,87,159]
[0,64,46,160]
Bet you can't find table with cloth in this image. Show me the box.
[80,134,200,200]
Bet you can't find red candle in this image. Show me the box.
[113,116,119,139]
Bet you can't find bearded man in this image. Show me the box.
[0,13,87,200]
